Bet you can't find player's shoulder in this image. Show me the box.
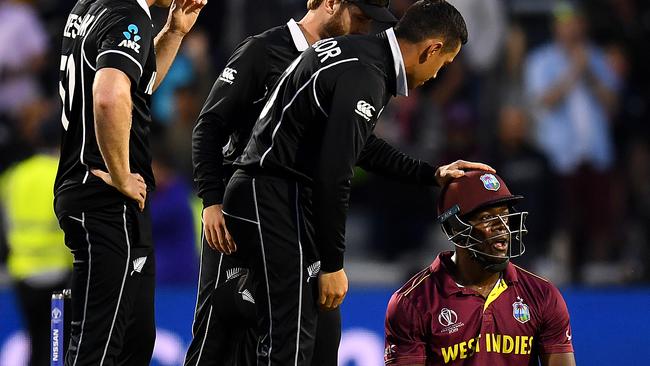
[230,26,286,61]
[318,50,386,91]
[253,24,291,45]
[333,61,385,84]
[394,265,437,301]
[342,35,390,86]
[387,264,441,322]
[511,263,563,298]
[334,34,387,63]
[98,0,151,22]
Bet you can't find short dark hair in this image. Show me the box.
[394,0,468,52]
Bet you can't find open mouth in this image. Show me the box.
[491,241,508,253]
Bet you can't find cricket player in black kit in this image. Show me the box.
[188,1,399,365]
[54,0,205,364]
[222,1,491,365]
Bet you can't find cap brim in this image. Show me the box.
[355,3,398,24]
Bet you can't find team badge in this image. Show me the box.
[480,174,500,191]
[512,296,531,324]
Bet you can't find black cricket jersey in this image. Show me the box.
[192,19,310,208]
[54,0,157,215]
[235,29,436,272]
[193,22,437,210]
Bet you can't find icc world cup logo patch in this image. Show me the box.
[512,297,531,324]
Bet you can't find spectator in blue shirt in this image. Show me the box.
[524,1,621,282]
[525,2,619,175]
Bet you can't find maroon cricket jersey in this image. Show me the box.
[384,252,573,365]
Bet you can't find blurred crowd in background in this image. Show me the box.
[0,0,649,301]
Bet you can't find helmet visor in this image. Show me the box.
[441,210,528,261]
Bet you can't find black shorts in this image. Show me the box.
[57,201,155,365]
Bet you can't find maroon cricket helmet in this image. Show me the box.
[437,170,523,221]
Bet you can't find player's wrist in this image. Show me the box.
[419,162,438,186]
[161,25,187,39]
[109,171,131,188]
[321,254,344,273]
[200,189,224,208]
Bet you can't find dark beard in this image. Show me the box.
[470,250,509,273]
[321,8,346,38]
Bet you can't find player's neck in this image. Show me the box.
[451,251,502,293]
[297,11,322,46]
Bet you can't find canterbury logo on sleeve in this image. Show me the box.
[355,100,375,121]
[219,67,238,84]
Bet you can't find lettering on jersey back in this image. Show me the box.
[313,39,342,63]
[63,13,96,39]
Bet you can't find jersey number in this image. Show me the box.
[59,54,76,131]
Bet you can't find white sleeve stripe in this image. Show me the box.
[312,72,328,117]
[96,50,143,77]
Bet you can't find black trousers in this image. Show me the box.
[222,171,334,366]
[184,237,341,366]
[183,238,257,366]
[14,275,71,366]
[57,202,155,365]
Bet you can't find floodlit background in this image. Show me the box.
[0,0,649,365]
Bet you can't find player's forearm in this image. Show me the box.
[312,187,347,272]
[312,160,353,272]
[192,115,228,207]
[153,26,185,91]
[93,72,133,185]
[357,135,437,186]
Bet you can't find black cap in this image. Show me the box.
[348,0,398,24]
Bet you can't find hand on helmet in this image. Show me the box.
[435,160,495,187]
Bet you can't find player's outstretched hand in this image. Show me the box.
[91,169,147,211]
[435,160,495,187]
[203,204,237,254]
[167,0,207,36]
[318,269,348,311]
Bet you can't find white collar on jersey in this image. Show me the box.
[386,27,408,97]
[287,18,309,52]
[136,0,152,19]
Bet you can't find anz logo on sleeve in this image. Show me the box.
[119,24,142,53]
